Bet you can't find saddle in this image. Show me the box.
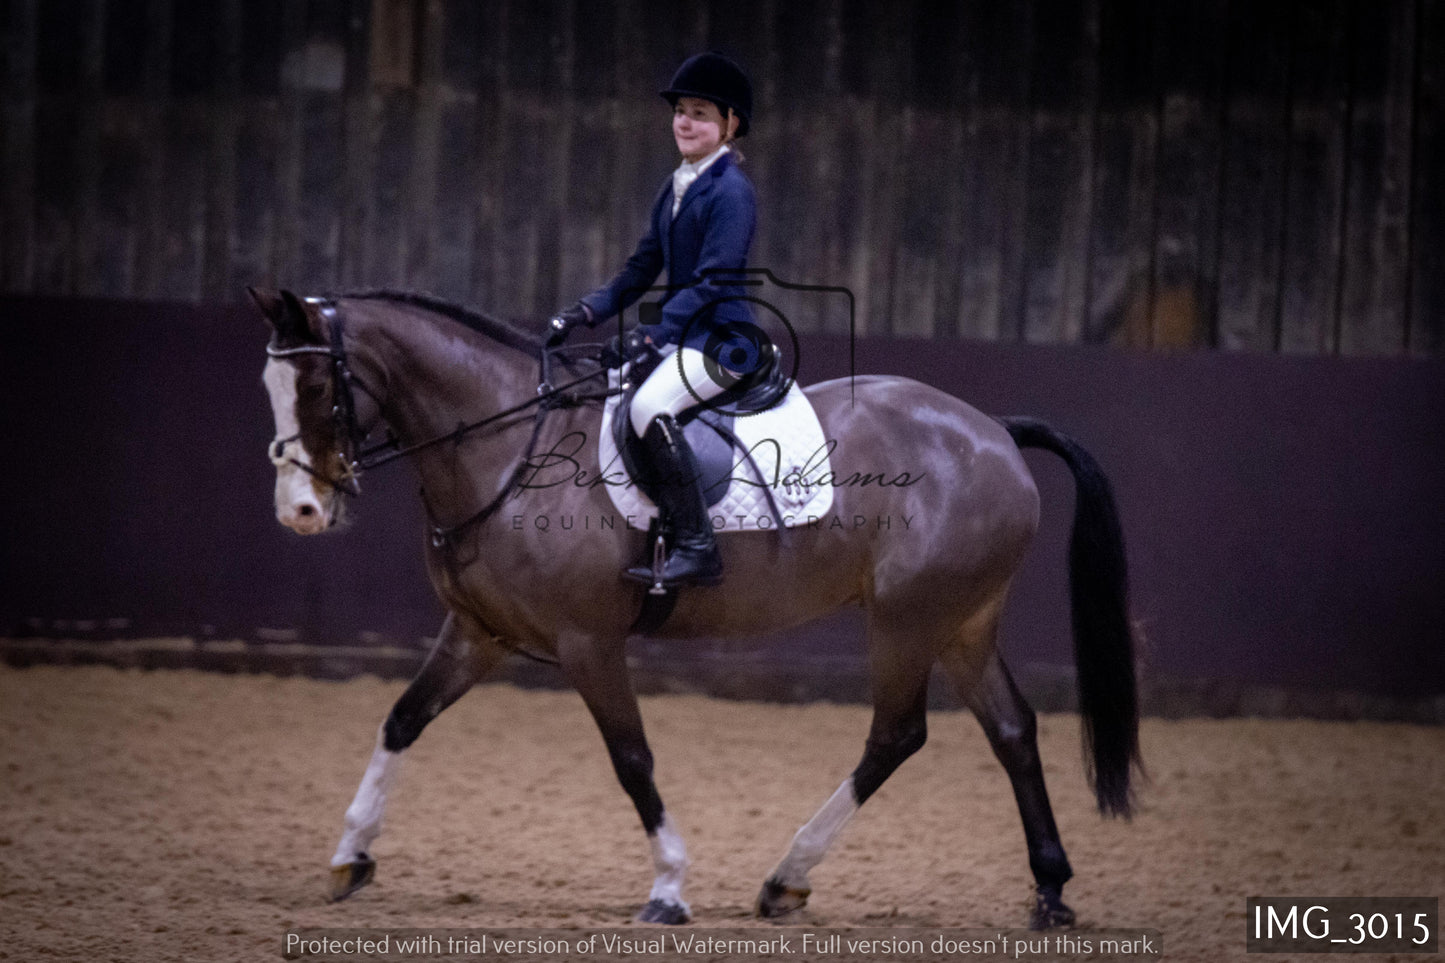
[594,334,833,632]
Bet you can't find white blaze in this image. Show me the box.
[263,357,330,533]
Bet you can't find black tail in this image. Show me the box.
[1001,416,1140,818]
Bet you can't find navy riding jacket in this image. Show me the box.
[580,152,757,359]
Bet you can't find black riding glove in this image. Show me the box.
[545,302,593,348]
[600,328,653,368]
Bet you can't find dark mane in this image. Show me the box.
[340,289,542,355]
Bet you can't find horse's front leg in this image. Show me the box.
[757,612,933,918]
[329,613,504,901]
[557,631,691,924]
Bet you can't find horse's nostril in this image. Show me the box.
[298,505,316,517]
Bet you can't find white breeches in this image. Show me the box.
[630,346,731,437]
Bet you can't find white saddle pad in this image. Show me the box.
[597,367,835,533]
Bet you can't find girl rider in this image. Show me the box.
[546,52,757,588]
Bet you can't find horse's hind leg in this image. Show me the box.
[757,616,934,918]
[329,613,504,901]
[556,632,691,925]
[941,644,1076,930]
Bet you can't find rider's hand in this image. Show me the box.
[545,302,592,348]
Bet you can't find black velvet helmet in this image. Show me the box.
[660,52,753,137]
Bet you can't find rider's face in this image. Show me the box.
[672,97,733,162]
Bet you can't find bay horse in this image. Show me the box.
[250,287,1139,929]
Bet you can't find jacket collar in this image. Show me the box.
[672,150,733,223]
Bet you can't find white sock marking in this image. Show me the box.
[331,727,403,867]
[770,777,860,888]
[646,813,690,911]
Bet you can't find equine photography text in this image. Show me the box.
[508,512,918,533]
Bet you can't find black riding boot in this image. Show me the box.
[624,415,723,587]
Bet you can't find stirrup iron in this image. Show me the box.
[648,530,668,595]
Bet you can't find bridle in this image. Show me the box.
[266,301,373,498]
[265,297,615,538]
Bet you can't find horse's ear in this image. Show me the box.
[248,286,286,329]
[278,289,326,344]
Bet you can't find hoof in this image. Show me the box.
[636,898,691,925]
[328,856,377,902]
[755,877,810,918]
[1029,885,1076,930]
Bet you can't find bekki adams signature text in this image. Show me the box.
[513,430,924,495]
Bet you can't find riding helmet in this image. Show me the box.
[661,52,753,137]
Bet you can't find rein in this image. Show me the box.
[411,351,616,548]
[267,299,616,538]
[355,363,611,473]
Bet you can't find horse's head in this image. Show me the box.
[250,287,359,534]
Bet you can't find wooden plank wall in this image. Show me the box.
[0,0,1440,357]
